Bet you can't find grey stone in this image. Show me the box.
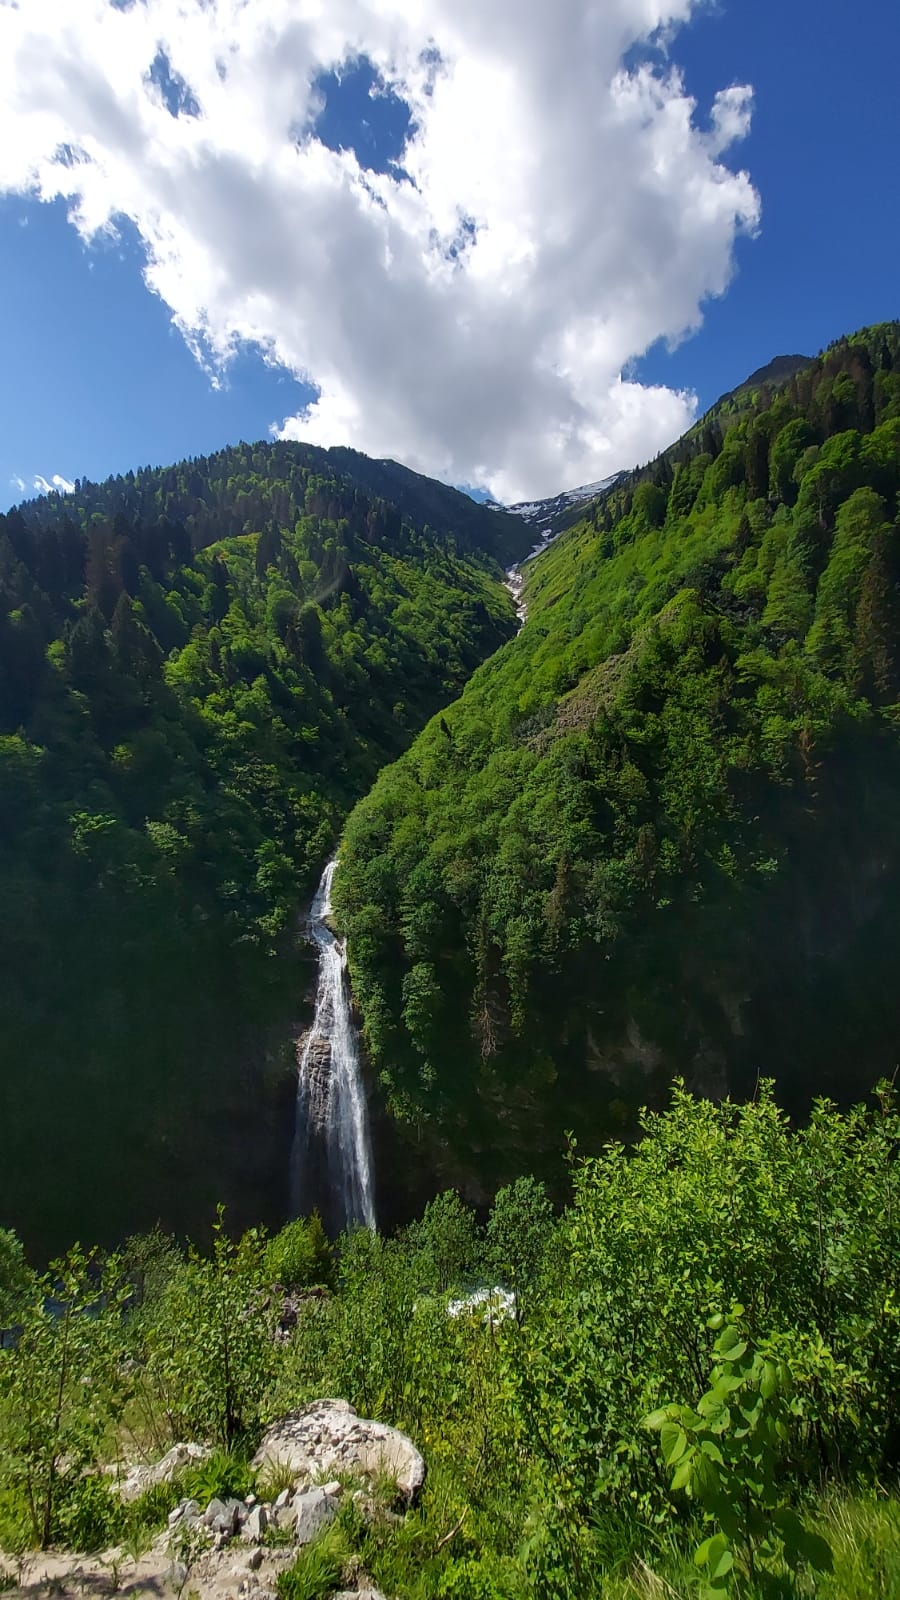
[247,1547,264,1571]
[229,1497,249,1528]
[292,1486,339,1546]
[202,1494,245,1535]
[274,1488,292,1509]
[252,1400,425,1503]
[240,1504,269,1543]
[168,1497,201,1528]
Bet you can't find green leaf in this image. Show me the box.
[716,1333,748,1363]
[660,1422,688,1465]
[644,1408,671,1431]
[799,1530,835,1573]
[695,1533,732,1582]
[759,1360,778,1399]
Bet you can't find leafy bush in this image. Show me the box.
[124,1479,184,1535]
[265,1216,333,1291]
[140,1212,277,1450]
[55,1474,125,1554]
[0,1228,32,1329]
[0,1247,132,1548]
[404,1190,482,1294]
[646,1311,833,1591]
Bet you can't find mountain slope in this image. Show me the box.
[336,324,900,1205]
[0,442,519,1254]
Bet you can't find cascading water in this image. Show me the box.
[289,860,376,1232]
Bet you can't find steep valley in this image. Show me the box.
[337,322,900,1205]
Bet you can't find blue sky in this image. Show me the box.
[633,0,900,408]
[0,0,896,507]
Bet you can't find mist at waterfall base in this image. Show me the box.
[289,861,377,1235]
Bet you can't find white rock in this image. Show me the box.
[252,1401,425,1502]
[117,1442,212,1503]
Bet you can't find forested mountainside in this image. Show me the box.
[336,324,900,1202]
[0,442,522,1255]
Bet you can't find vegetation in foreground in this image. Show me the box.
[1,1084,899,1598]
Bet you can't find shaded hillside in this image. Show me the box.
[0,443,518,1255]
[336,323,900,1203]
[15,439,531,567]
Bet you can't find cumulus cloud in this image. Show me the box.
[0,0,760,501]
[32,474,77,495]
[10,475,27,494]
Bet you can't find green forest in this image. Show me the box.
[0,441,524,1254]
[1,1086,899,1598]
[336,323,900,1196]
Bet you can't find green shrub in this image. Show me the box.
[124,1479,184,1534]
[276,1526,349,1600]
[646,1311,833,1592]
[265,1216,333,1291]
[55,1474,125,1553]
[437,1554,520,1598]
[183,1450,256,1506]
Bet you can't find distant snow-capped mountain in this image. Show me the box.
[487,472,624,540]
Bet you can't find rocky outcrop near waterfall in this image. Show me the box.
[252,1399,425,1503]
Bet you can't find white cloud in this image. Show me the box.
[10,475,27,494]
[33,474,76,494]
[0,0,760,501]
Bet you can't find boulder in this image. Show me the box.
[292,1486,339,1545]
[251,1400,425,1502]
[117,1441,211,1502]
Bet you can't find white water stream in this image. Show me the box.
[289,860,376,1231]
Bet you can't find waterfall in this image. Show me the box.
[289,859,376,1232]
